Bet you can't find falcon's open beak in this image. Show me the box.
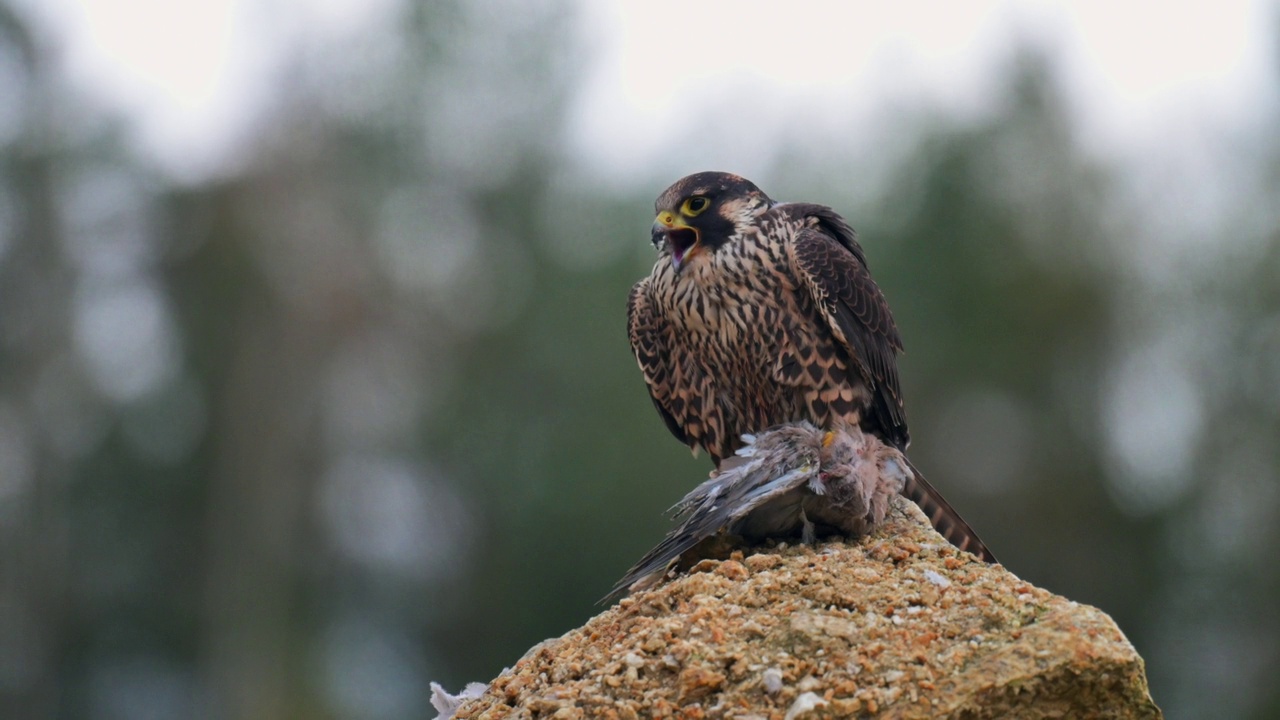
[652,211,701,271]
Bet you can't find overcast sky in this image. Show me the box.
[21,0,1275,183]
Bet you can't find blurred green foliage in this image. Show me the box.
[0,2,1277,719]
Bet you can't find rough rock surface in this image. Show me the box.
[455,498,1162,719]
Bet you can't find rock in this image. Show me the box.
[454,497,1162,719]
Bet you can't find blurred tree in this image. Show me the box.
[0,3,193,718]
[160,1,591,717]
[870,53,1147,613]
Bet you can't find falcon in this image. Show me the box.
[628,171,995,562]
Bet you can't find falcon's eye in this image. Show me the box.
[683,197,709,216]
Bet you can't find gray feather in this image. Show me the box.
[605,421,907,602]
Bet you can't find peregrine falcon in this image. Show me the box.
[628,171,995,562]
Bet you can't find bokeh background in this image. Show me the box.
[1,1,1278,718]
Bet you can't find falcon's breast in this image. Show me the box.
[631,210,876,465]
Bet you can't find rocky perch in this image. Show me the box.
[452,498,1162,719]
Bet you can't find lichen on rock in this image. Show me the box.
[453,498,1162,719]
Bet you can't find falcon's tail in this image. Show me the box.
[901,459,997,563]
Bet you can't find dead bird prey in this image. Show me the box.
[609,421,907,600]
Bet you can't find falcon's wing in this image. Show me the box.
[781,205,998,562]
[785,213,908,448]
[627,279,692,449]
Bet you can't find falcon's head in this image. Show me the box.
[651,171,774,271]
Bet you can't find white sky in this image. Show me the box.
[19,0,1275,182]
